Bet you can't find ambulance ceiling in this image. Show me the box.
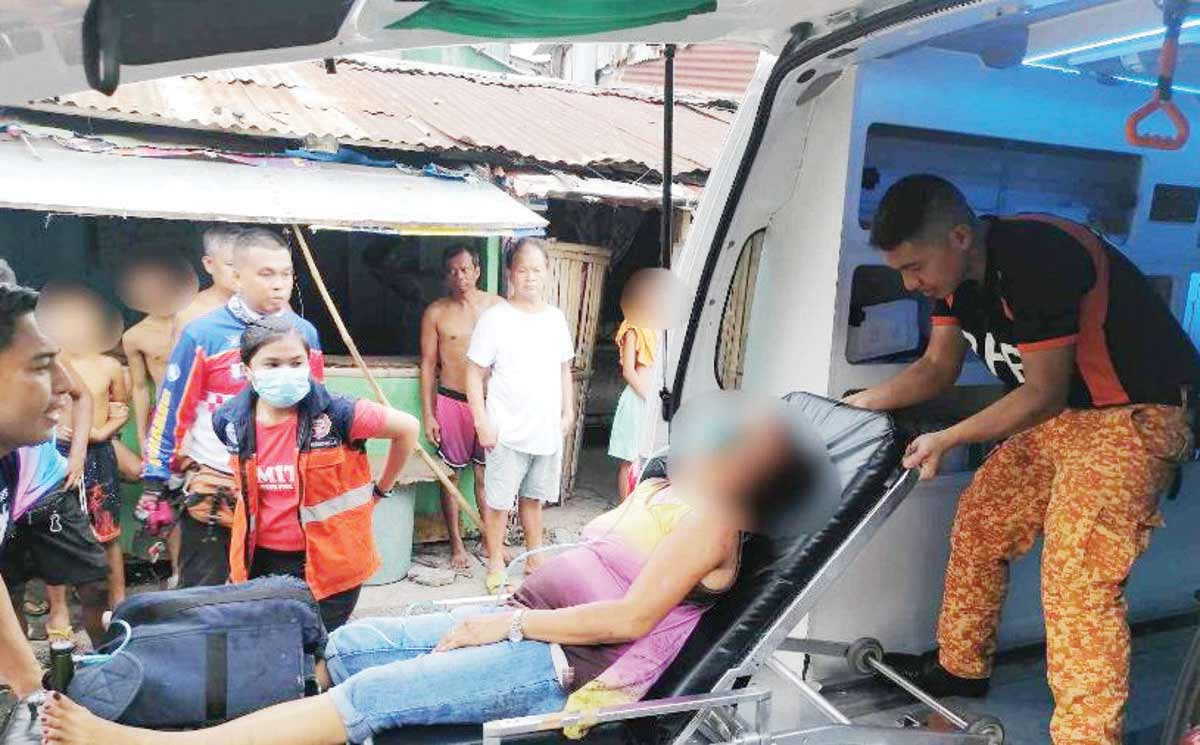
[1023,0,1200,94]
[931,0,1200,95]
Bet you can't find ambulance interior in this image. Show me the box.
[678,0,1200,739]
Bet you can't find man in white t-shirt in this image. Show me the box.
[466,238,574,593]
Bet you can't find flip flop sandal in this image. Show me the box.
[485,571,515,596]
[47,626,75,644]
[22,599,48,616]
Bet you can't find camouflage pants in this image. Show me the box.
[937,405,1190,745]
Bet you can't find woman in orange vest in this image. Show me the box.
[212,318,419,630]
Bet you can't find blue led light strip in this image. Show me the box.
[1024,60,1200,95]
[1023,17,1200,64]
[1022,17,1200,94]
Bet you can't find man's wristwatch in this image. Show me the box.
[508,610,526,643]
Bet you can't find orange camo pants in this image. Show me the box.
[936,405,1191,745]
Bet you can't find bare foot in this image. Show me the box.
[449,544,471,572]
[41,692,158,745]
[475,544,519,565]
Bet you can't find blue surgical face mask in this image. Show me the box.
[251,366,311,408]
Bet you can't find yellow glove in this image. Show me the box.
[561,684,632,740]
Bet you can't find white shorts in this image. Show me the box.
[483,443,562,511]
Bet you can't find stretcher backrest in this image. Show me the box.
[632,392,903,741]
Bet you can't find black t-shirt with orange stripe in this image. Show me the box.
[931,214,1200,408]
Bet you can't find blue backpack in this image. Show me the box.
[68,576,326,728]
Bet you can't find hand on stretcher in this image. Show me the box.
[903,430,954,481]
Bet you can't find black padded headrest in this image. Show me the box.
[635,392,902,742]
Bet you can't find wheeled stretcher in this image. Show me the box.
[373,392,1006,745]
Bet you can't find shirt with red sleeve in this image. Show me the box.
[254,399,391,551]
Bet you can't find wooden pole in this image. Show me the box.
[291,225,484,531]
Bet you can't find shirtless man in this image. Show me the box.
[173,225,241,344]
[37,284,130,610]
[121,253,199,448]
[420,246,502,570]
[118,253,199,581]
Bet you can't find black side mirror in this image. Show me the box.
[83,0,122,96]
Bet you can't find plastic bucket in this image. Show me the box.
[365,485,415,586]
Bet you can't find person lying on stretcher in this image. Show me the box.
[39,394,827,745]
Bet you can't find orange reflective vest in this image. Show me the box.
[213,384,380,600]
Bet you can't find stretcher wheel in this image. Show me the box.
[847,637,884,676]
[966,715,1004,745]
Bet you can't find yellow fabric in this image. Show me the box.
[556,477,697,739]
[581,478,689,556]
[615,320,657,367]
[562,683,635,739]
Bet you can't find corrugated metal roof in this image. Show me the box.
[508,169,704,207]
[0,132,547,235]
[609,43,760,96]
[36,58,735,178]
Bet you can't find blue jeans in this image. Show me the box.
[325,607,569,743]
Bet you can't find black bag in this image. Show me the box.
[68,576,326,728]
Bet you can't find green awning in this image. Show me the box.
[388,0,718,38]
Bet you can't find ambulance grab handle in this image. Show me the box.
[1126,1,1190,151]
[1126,93,1191,151]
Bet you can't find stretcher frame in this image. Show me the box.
[365,468,1005,745]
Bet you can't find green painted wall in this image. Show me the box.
[323,373,479,537]
[117,425,147,559]
[486,235,501,293]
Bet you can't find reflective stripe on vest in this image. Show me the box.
[299,482,373,526]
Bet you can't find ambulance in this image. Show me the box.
[4,0,1200,740]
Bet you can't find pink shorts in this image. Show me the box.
[435,388,485,469]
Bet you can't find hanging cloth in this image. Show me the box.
[388,0,717,38]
